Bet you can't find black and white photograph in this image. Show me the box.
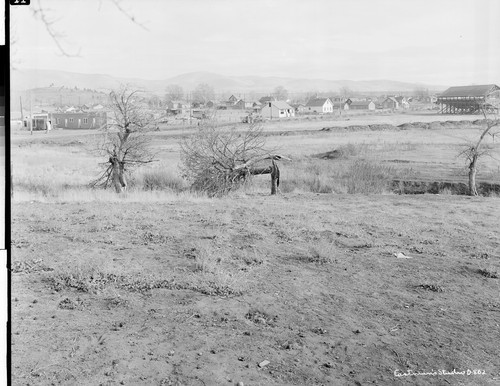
[8,0,500,384]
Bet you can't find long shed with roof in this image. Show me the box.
[437,84,500,114]
[348,100,376,110]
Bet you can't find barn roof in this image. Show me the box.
[349,101,373,107]
[306,98,331,107]
[438,84,499,98]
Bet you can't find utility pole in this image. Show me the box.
[19,96,23,121]
[29,91,33,135]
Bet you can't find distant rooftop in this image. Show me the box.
[270,101,292,109]
[349,101,373,107]
[438,84,499,98]
[306,98,331,107]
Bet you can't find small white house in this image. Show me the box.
[260,101,295,119]
[305,97,334,113]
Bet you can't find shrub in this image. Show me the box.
[180,123,271,196]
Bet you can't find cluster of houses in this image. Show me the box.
[19,92,431,131]
[164,94,425,121]
[294,95,415,114]
[21,84,497,130]
[163,85,498,120]
[23,93,428,131]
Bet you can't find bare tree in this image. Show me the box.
[458,109,499,196]
[192,83,215,105]
[304,91,319,102]
[180,122,290,196]
[413,86,429,101]
[273,86,288,101]
[339,87,352,99]
[91,86,158,193]
[165,84,184,103]
[148,94,162,109]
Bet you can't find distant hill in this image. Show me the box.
[10,86,109,114]
[11,68,447,96]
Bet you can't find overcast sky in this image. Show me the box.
[10,0,500,85]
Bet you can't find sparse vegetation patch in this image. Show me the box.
[416,284,444,292]
[477,268,499,279]
[12,259,53,274]
[245,309,278,326]
[48,267,121,294]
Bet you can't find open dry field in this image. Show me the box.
[11,112,500,198]
[10,112,500,385]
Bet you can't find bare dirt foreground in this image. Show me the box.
[11,194,500,386]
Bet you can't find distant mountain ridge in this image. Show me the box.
[11,68,447,95]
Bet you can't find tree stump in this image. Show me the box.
[270,160,280,195]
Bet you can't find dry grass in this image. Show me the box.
[13,188,213,203]
[278,157,416,194]
[130,166,187,192]
[306,240,337,264]
[11,119,500,201]
[9,117,500,385]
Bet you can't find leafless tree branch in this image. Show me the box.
[180,122,288,196]
[91,86,162,192]
[29,0,147,57]
[457,107,499,196]
[31,0,81,57]
[108,0,149,31]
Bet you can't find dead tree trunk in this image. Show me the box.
[270,160,280,195]
[110,157,127,193]
[468,151,479,196]
[249,160,280,195]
